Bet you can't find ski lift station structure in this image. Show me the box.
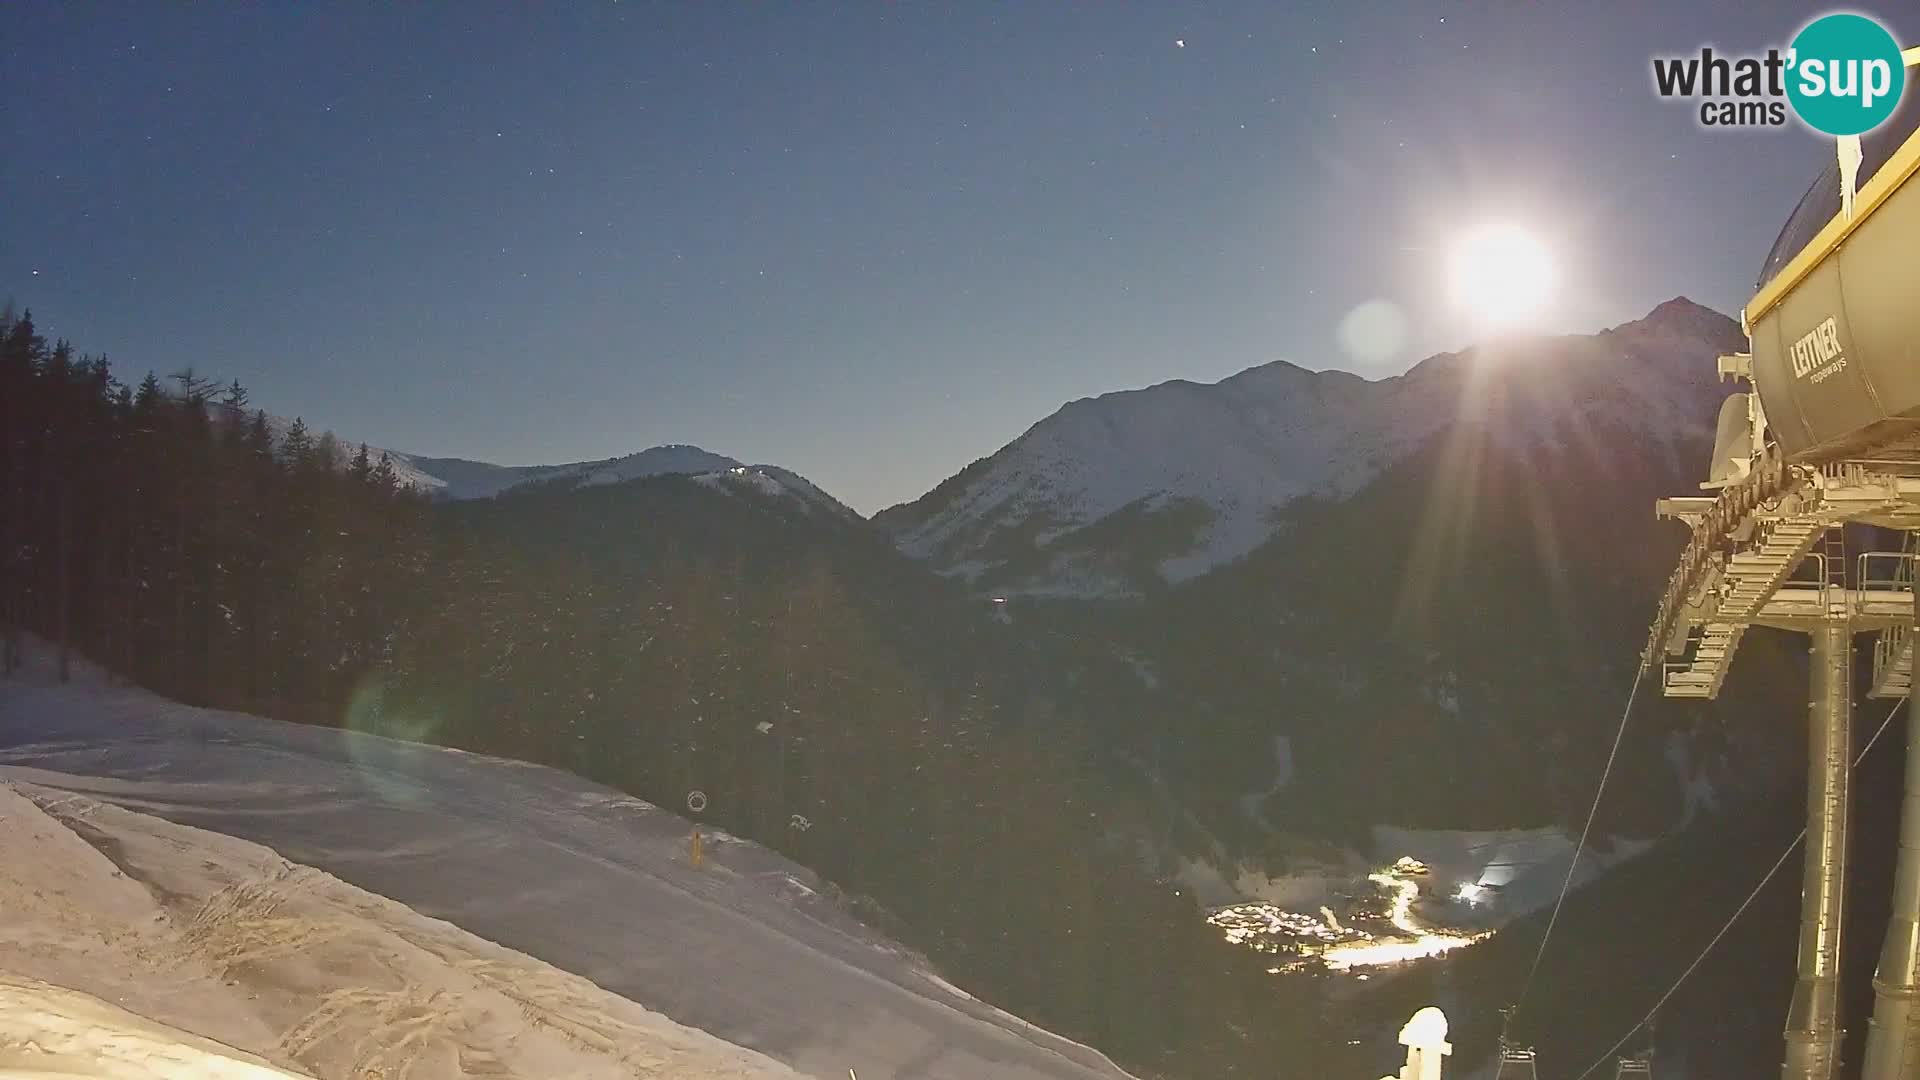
[1375,47,1920,1080]
[1644,50,1920,1080]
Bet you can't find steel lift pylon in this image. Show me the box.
[1647,67,1920,1077]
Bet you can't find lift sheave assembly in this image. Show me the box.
[1648,47,1920,1080]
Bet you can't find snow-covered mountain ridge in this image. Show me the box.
[402,445,859,521]
[875,298,1745,598]
[235,415,857,521]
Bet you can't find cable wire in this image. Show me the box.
[1567,694,1909,1080]
[1513,661,1650,1021]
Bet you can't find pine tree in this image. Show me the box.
[171,381,215,699]
[0,311,48,675]
[121,372,167,681]
[280,417,312,468]
[314,430,342,474]
[43,341,78,682]
[135,371,162,411]
[233,409,277,702]
[170,366,216,406]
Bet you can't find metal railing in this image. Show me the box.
[1772,552,1832,615]
[1868,535,1920,694]
[1643,453,1797,670]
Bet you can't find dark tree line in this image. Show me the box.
[0,307,1435,1078]
[0,307,429,710]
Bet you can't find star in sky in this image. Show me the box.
[1,0,1840,513]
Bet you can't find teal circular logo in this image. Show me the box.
[1787,14,1906,136]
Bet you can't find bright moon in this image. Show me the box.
[1448,224,1556,326]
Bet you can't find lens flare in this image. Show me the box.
[1336,299,1410,367]
[341,677,446,807]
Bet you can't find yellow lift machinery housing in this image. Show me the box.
[1649,47,1920,1080]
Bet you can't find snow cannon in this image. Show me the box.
[1744,56,1920,466]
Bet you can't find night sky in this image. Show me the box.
[3,3,1891,513]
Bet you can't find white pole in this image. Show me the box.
[1838,136,1863,223]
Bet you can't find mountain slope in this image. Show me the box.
[238,410,856,522]
[394,445,738,499]
[877,298,1744,598]
[0,773,800,1080]
[0,643,1135,1080]
[365,468,1338,1078]
[998,298,1805,855]
[393,445,861,521]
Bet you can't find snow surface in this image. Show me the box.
[0,974,308,1079]
[0,644,1134,1080]
[882,299,1740,597]
[1369,824,1649,921]
[231,408,857,520]
[690,465,864,522]
[387,446,861,520]
[387,444,740,498]
[0,778,795,1079]
[544,445,743,489]
[1236,736,1294,832]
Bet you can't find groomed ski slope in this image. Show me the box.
[0,973,308,1079]
[0,643,1136,1080]
[0,777,802,1079]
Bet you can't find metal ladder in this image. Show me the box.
[1821,527,1847,591]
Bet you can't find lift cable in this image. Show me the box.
[1567,693,1910,1080]
[1513,661,1651,1021]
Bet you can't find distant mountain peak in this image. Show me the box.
[880,298,1744,599]
[1223,357,1320,382]
[1618,296,1740,339]
[1648,295,1718,319]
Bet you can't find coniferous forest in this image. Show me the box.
[0,307,1831,1078]
[0,308,430,711]
[0,307,1372,1077]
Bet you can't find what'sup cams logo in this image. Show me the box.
[1652,12,1907,135]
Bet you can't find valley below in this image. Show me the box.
[0,297,1839,1078]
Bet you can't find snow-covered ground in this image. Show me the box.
[0,778,796,1079]
[0,973,309,1079]
[1370,825,1650,920]
[0,644,1134,1080]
